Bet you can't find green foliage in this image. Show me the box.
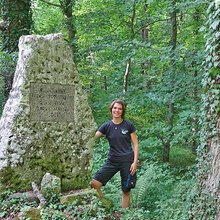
[187,1,220,219]
[169,146,196,167]
[0,190,38,219]
[32,0,65,36]
[0,0,31,102]
[0,50,18,111]
[43,187,62,206]
[0,0,218,218]
[130,161,196,219]
[92,139,109,176]
[154,178,196,220]
[76,0,206,149]
[0,0,32,52]
[91,136,197,218]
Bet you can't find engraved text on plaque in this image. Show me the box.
[30,83,75,122]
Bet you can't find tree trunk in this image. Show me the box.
[191,2,220,219]
[39,0,76,56]
[205,137,220,219]
[59,0,76,55]
[1,0,32,52]
[123,0,136,94]
[140,1,151,89]
[194,64,220,220]
[123,61,131,94]
[191,8,200,154]
[163,0,177,162]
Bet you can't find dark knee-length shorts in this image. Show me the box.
[94,160,137,192]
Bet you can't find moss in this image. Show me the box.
[0,167,21,191]
[61,177,89,192]
[60,189,96,205]
[60,194,83,205]
[41,174,61,198]
[22,207,41,219]
[0,166,34,192]
[0,158,91,192]
[31,155,65,177]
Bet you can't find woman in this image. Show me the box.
[90,99,139,208]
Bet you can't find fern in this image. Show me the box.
[136,173,147,207]
[133,163,156,207]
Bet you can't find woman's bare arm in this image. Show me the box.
[94,131,103,139]
[130,132,139,175]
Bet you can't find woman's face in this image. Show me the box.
[111,103,123,119]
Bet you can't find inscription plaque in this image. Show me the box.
[30,83,75,122]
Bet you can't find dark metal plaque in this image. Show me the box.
[30,83,75,122]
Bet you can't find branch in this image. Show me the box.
[110,20,126,33]
[134,18,169,36]
[134,11,186,37]
[32,182,46,208]
[39,0,61,8]
[157,135,168,147]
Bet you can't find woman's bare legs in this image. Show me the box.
[91,179,131,208]
[122,191,130,208]
[90,179,103,197]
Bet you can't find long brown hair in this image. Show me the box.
[109,99,126,119]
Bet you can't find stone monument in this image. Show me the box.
[0,33,97,192]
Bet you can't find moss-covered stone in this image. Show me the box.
[41,173,61,198]
[60,194,83,205]
[61,175,90,192]
[9,191,39,203]
[60,189,114,211]
[0,166,32,192]
[60,189,95,205]
[21,207,41,220]
[0,33,97,192]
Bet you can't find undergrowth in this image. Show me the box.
[0,190,38,219]
[0,135,197,219]
[90,137,197,219]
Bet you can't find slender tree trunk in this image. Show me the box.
[123,61,131,94]
[140,1,151,89]
[191,8,200,154]
[40,0,76,56]
[59,0,76,55]
[141,1,149,45]
[123,0,136,94]
[191,66,198,154]
[163,0,177,162]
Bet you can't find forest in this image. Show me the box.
[0,0,219,219]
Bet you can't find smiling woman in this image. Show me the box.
[110,100,125,119]
[90,99,139,209]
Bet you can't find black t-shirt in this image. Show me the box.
[98,120,136,162]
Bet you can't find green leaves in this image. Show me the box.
[188,1,220,219]
[0,0,218,218]
[210,19,220,30]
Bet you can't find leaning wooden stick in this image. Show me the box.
[32,182,46,207]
